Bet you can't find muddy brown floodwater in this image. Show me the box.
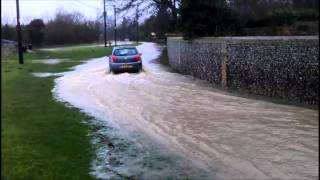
[53,42,318,180]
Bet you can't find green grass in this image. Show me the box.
[1,45,114,179]
[4,46,113,62]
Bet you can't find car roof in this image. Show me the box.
[113,46,136,50]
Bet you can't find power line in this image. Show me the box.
[71,0,116,15]
[72,0,101,10]
[71,0,118,46]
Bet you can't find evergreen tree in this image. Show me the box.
[27,19,45,46]
[1,24,16,40]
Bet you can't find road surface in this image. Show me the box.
[53,42,318,179]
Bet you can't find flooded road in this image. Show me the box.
[53,42,318,179]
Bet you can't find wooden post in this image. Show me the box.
[221,43,228,87]
[103,0,107,47]
[114,6,117,46]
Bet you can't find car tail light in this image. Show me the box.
[134,55,141,61]
[111,55,118,61]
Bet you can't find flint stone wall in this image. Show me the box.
[167,36,319,104]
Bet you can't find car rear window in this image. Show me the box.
[113,48,137,56]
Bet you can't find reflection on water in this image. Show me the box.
[53,42,318,179]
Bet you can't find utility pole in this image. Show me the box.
[114,5,117,46]
[135,6,139,43]
[136,21,139,43]
[103,0,107,47]
[15,0,23,64]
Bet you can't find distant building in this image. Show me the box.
[1,40,17,58]
[1,39,32,52]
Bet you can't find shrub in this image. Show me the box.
[296,10,319,21]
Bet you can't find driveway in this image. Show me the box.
[53,42,318,180]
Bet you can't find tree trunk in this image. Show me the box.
[171,0,177,31]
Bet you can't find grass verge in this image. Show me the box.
[1,45,113,179]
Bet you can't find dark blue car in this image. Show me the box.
[109,46,142,73]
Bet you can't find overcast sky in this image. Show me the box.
[1,0,121,25]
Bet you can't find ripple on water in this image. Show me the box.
[52,42,319,180]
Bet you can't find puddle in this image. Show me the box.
[32,59,67,65]
[52,42,319,180]
[32,72,65,78]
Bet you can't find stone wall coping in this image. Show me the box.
[168,36,319,41]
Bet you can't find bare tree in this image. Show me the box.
[116,0,180,31]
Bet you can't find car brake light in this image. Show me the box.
[111,55,118,61]
[134,55,141,61]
